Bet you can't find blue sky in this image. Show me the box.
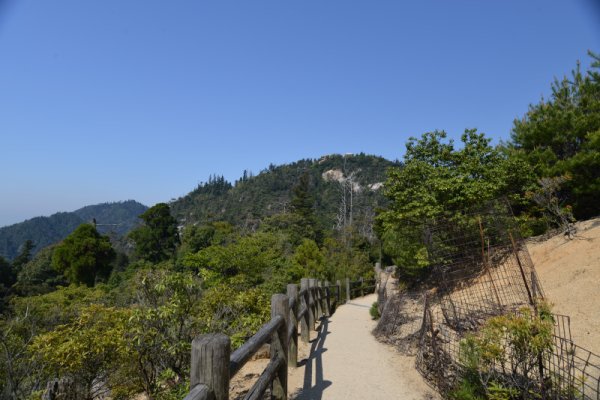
[1,0,599,227]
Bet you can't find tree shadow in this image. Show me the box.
[293,318,332,399]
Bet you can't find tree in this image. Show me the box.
[378,130,532,279]
[0,256,13,288]
[129,203,180,262]
[183,232,283,289]
[0,256,14,312]
[290,172,319,242]
[11,240,34,277]
[52,224,115,286]
[510,51,600,219]
[291,239,325,279]
[13,244,67,297]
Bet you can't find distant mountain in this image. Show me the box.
[0,200,147,260]
[171,153,399,233]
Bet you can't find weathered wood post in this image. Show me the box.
[300,278,310,343]
[359,277,364,297]
[271,294,289,400]
[190,333,231,400]
[308,278,317,330]
[336,280,341,305]
[324,280,331,317]
[286,284,298,368]
[345,277,350,302]
[315,280,322,319]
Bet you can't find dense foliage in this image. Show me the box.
[1,189,375,399]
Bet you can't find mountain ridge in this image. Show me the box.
[170,153,399,234]
[0,200,147,260]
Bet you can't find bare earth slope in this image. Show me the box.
[289,293,437,400]
[527,218,600,354]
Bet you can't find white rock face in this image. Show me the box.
[322,169,345,182]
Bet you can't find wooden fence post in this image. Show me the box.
[190,333,231,400]
[359,277,364,297]
[286,284,298,368]
[324,280,331,317]
[271,294,289,400]
[336,280,341,305]
[308,278,316,330]
[315,279,323,322]
[345,277,350,302]
[300,278,310,343]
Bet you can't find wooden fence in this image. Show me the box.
[183,276,376,400]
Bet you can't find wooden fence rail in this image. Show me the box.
[183,275,377,400]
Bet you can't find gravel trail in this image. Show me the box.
[288,293,438,400]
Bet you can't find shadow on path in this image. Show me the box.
[294,318,332,399]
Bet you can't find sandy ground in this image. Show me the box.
[527,218,600,355]
[288,294,438,400]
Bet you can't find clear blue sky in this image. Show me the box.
[1,0,599,227]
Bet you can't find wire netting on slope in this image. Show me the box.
[410,203,600,400]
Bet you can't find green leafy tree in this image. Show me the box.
[129,203,180,262]
[378,130,532,279]
[52,224,115,286]
[13,244,67,297]
[260,213,311,247]
[510,51,600,219]
[290,239,325,280]
[183,232,284,289]
[321,236,373,282]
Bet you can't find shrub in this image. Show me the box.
[456,303,554,399]
[369,302,380,320]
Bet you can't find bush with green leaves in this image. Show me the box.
[30,305,134,400]
[369,302,380,320]
[454,303,554,400]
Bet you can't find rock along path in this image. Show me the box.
[288,293,438,400]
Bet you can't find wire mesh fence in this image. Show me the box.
[409,202,600,399]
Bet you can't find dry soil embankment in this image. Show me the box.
[527,217,600,355]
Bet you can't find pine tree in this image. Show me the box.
[129,203,180,262]
[291,172,320,242]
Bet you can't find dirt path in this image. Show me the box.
[528,218,600,354]
[288,293,438,400]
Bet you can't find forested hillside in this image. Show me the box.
[171,153,398,235]
[0,200,147,260]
